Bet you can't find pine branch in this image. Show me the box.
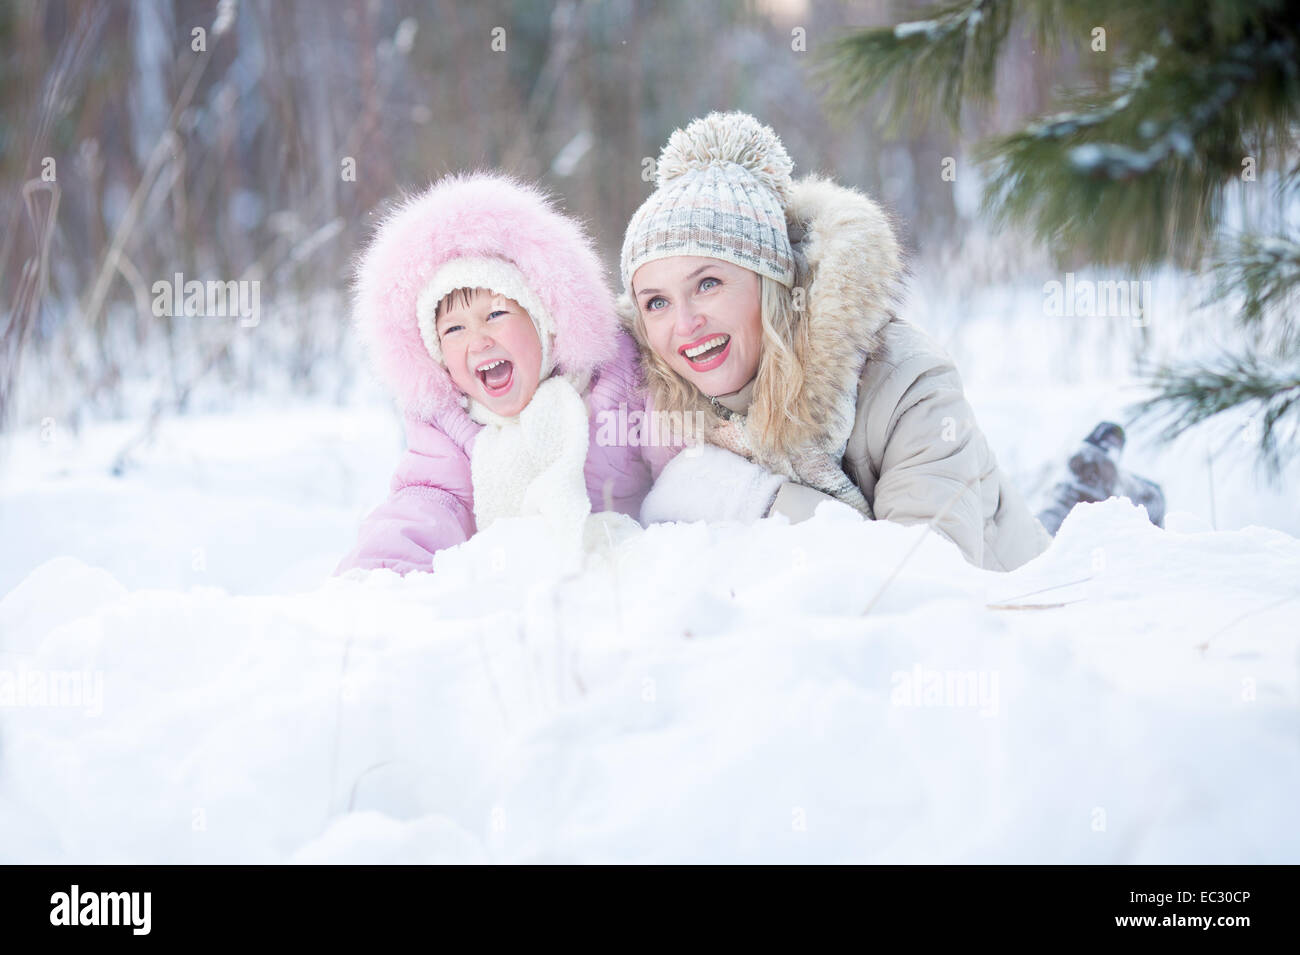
[1125,351,1300,477]
[817,0,1015,132]
[976,26,1300,267]
[820,0,1300,267]
[1204,234,1300,347]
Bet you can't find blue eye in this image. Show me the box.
[699,277,720,291]
[441,324,463,335]
[645,296,667,312]
[487,309,507,320]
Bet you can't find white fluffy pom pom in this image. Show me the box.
[655,111,795,204]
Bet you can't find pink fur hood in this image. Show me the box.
[351,171,620,420]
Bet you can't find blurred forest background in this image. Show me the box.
[0,0,1094,433]
[0,0,1291,464]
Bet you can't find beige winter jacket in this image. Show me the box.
[626,175,1053,572]
[765,313,1054,572]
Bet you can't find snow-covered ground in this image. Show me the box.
[2,273,1297,863]
[2,490,1297,862]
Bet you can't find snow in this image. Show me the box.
[0,402,393,596]
[2,269,1298,862]
[893,20,941,41]
[2,427,1298,861]
[1068,142,1162,176]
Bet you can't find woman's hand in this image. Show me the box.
[639,443,786,525]
[788,443,872,516]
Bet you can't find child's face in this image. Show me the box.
[435,289,543,418]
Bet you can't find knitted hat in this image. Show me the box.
[621,111,796,294]
[416,256,557,380]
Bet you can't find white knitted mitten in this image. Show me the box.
[710,417,871,517]
[640,443,786,525]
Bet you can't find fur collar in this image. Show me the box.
[762,174,905,457]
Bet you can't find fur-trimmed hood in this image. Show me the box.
[352,171,619,421]
[623,173,905,463]
[766,174,905,458]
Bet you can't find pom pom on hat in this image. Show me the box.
[655,111,795,206]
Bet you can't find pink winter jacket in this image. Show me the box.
[333,171,676,576]
[335,334,673,575]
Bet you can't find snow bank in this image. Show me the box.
[2,498,1296,863]
[0,404,400,597]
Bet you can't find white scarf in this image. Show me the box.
[467,376,593,552]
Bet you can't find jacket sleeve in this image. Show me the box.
[768,480,844,522]
[869,360,991,569]
[332,416,477,576]
[586,331,668,514]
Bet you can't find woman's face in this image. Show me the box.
[632,256,763,397]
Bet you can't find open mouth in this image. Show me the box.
[678,334,731,371]
[476,358,514,397]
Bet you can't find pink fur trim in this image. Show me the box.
[352,171,619,420]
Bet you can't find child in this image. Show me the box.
[334,172,672,576]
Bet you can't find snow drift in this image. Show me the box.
[1,496,1296,863]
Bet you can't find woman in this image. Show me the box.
[621,111,1163,572]
[334,172,671,576]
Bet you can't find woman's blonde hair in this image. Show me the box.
[625,257,813,466]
